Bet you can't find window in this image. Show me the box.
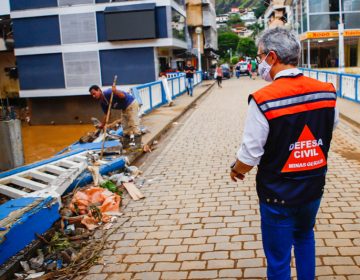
[310,14,339,30]
[172,9,186,41]
[58,0,94,6]
[344,12,360,28]
[104,5,156,41]
[60,13,97,44]
[63,51,100,87]
[309,0,339,13]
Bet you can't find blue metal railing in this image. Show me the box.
[300,68,360,103]
[132,71,203,115]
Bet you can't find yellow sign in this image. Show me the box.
[344,30,360,36]
[299,30,360,40]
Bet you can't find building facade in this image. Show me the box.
[10,0,187,124]
[286,0,360,69]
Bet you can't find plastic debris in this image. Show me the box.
[29,249,44,270]
[20,261,30,272]
[101,180,122,195]
[69,187,121,230]
[109,173,132,185]
[124,165,141,176]
[25,272,45,279]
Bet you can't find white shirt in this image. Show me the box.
[237,68,339,166]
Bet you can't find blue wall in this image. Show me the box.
[156,7,168,38]
[17,54,65,90]
[100,48,155,85]
[13,16,61,48]
[10,0,58,11]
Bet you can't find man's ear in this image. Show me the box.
[269,51,278,65]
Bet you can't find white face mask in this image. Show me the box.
[258,53,273,82]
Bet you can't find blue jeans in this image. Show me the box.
[260,198,321,280]
[186,78,194,96]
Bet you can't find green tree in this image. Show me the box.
[231,56,240,65]
[218,32,240,60]
[237,37,257,58]
[248,22,264,39]
[254,4,267,18]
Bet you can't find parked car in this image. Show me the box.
[221,64,231,79]
[239,62,249,75]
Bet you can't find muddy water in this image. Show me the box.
[22,124,94,164]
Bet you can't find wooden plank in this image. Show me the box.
[71,155,87,163]
[44,164,68,175]
[28,170,57,183]
[0,184,27,198]
[58,159,79,168]
[10,176,47,191]
[123,182,145,201]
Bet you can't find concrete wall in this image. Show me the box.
[29,95,122,125]
[0,119,24,170]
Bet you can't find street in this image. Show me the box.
[82,76,360,280]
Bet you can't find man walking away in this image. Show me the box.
[230,27,338,280]
[184,60,195,96]
[235,63,241,79]
[215,64,223,88]
[89,84,141,147]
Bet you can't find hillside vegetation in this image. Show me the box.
[216,0,262,14]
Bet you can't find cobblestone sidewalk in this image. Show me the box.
[82,77,360,280]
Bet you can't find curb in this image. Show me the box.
[339,112,360,130]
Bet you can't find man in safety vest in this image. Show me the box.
[230,27,338,280]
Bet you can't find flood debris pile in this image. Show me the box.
[78,118,150,152]
[12,162,145,280]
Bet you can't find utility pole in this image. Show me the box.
[338,0,345,72]
[195,27,202,72]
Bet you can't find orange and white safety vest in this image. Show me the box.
[249,73,337,206]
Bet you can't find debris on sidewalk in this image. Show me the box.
[123,182,145,201]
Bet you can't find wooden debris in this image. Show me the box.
[122,182,145,201]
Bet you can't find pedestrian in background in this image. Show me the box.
[247,61,252,79]
[251,59,257,79]
[184,60,195,97]
[235,63,241,79]
[230,27,338,280]
[215,64,223,88]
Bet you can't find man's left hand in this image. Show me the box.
[230,170,245,182]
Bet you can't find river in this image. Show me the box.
[21,124,94,164]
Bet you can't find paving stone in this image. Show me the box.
[161,271,188,279]
[82,274,107,280]
[154,262,181,271]
[102,264,127,273]
[177,252,200,261]
[133,272,161,280]
[127,263,154,272]
[106,273,133,280]
[150,254,177,262]
[202,251,228,260]
[219,269,243,278]
[188,270,218,279]
[123,254,151,263]
[207,259,235,269]
[180,260,206,270]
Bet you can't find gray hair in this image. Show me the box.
[257,27,301,66]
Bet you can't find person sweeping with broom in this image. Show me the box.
[89,82,141,150]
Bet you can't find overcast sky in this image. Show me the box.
[0,1,10,15]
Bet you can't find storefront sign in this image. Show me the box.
[299,30,360,40]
